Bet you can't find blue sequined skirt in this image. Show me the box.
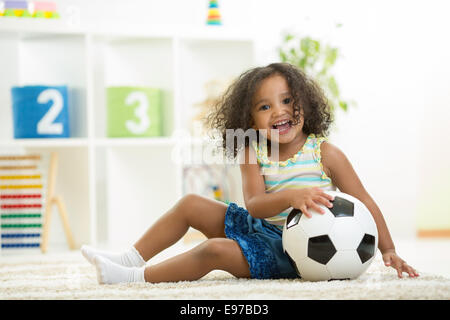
[224,202,298,279]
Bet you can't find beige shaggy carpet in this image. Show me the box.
[0,250,449,300]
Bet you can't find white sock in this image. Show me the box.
[81,245,146,268]
[94,255,146,284]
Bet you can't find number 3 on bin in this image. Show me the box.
[125,91,150,135]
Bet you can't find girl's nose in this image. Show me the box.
[272,102,287,116]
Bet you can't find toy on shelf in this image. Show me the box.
[11,85,70,139]
[206,0,221,25]
[107,86,162,138]
[0,1,60,18]
[182,164,233,204]
[0,152,75,253]
[212,185,223,202]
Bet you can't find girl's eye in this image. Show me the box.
[283,98,291,104]
[259,105,270,111]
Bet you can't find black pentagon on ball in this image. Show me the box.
[286,208,302,229]
[357,234,376,263]
[329,196,354,217]
[308,235,337,265]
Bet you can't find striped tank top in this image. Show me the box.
[252,133,336,227]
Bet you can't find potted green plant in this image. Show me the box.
[278,32,355,115]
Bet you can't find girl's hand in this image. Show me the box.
[382,249,419,278]
[289,187,334,218]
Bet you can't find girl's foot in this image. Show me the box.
[93,255,146,284]
[81,245,146,267]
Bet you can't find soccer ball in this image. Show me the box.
[282,191,378,281]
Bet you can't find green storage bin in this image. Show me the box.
[106,86,162,137]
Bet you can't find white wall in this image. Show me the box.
[250,0,450,237]
[54,0,450,238]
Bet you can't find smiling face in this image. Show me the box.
[251,74,305,145]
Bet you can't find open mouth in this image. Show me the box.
[272,120,293,135]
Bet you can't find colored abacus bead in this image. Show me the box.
[1,243,40,248]
[1,204,42,209]
[0,194,42,199]
[1,233,41,238]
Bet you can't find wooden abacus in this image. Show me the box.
[0,152,75,253]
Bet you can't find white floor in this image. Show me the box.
[391,237,450,278]
[1,237,450,279]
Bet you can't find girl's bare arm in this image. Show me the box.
[321,141,419,278]
[240,146,332,219]
[320,141,395,253]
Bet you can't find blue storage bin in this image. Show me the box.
[11,85,70,138]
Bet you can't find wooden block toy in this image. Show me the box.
[34,1,56,12]
[4,0,26,17]
[106,86,162,138]
[11,85,70,139]
[5,1,27,10]
[1,1,60,19]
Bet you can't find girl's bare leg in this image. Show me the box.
[92,194,251,284]
[144,238,251,283]
[133,193,229,261]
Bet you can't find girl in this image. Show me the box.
[81,62,419,283]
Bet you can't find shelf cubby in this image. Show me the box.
[0,19,256,250]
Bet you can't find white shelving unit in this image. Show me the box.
[0,17,255,250]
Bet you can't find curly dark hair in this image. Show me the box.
[206,62,333,159]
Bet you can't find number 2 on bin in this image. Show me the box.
[37,89,64,135]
